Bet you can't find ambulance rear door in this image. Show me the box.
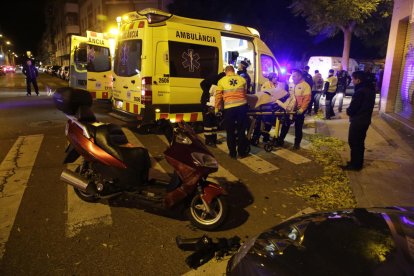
[112,21,145,115]
[85,31,112,99]
[166,23,221,122]
[69,35,88,89]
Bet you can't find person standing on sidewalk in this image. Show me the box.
[341,71,376,171]
[22,59,39,96]
[215,65,249,159]
[324,69,338,119]
[277,69,311,150]
[307,69,324,115]
[333,66,351,113]
[200,72,226,147]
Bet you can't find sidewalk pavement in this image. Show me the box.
[315,108,414,207]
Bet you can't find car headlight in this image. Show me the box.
[191,152,218,168]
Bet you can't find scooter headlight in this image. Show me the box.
[175,132,192,145]
[191,152,218,169]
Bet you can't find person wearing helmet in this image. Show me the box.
[261,72,278,91]
[237,59,252,94]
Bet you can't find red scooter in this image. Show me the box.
[53,87,228,230]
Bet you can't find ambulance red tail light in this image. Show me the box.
[141,77,152,105]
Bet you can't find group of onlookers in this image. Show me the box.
[200,62,376,171]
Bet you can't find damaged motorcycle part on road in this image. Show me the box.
[176,235,241,269]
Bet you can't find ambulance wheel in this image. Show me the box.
[264,143,273,152]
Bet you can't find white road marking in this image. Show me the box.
[272,148,311,164]
[217,134,279,173]
[122,128,170,182]
[159,135,239,183]
[65,160,113,238]
[0,135,43,259]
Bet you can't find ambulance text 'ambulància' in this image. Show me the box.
[112,8,281,124]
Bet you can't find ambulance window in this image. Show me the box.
[74,43,87,71]
[261,55,277,78]
[114,40,142,77]
[86,45,111,72]
[169,41,218,79]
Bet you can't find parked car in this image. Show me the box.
[1,65,15,73]
[50,65,61,77]
[227,207,414,275]
[59,66,69,80]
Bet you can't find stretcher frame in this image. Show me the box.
[246,110,296,152]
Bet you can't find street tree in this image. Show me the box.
[290,0,393,70]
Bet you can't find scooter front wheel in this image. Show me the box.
[187,195,228,230]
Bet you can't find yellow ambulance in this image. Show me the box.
[112,8,280,124]
[70,31,113,100]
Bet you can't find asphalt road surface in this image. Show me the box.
[0,71,341,275]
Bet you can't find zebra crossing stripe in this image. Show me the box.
[65,161,112,238]
[0,135,44,259]
[122,128,170,182]
[216,134,279,174]
[158,134,239,182]
[271,148,311,164]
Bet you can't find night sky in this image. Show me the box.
[0,0,389,63]
[0,0,47,56]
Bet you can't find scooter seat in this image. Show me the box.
[88,123,151,175]
[88,123,129,161]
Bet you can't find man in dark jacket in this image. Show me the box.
[200,72,226,147]
[341,71,376,171]
[22,59,39,96]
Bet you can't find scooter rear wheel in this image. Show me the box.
[187,195,228,230]
[73,166,100,203]
[73,187,100,203]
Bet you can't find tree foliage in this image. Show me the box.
[290,0,392,37]
[290,0,392,68]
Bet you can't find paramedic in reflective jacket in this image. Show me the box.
[341,71,376,171]
[215,65,249,159]
[200,72,226,147]
[277,69,311,150]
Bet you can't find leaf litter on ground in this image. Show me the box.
[290,134,357,210]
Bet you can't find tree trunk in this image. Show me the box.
[341,27,353,71]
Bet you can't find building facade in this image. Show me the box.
[41,0,172,66]
[381,0,414,131]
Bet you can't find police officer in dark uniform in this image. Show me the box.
[341,71,376,171]
[237,59,252,94]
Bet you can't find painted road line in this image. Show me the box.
[0,135,44,259]
[159,135,239,183]
[216,134,279,173]
[272,148,311,164]
[65,160,112,238]
[122,128,170,182]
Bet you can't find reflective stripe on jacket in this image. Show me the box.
[288,80,311,112]
[215,74,247,109]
